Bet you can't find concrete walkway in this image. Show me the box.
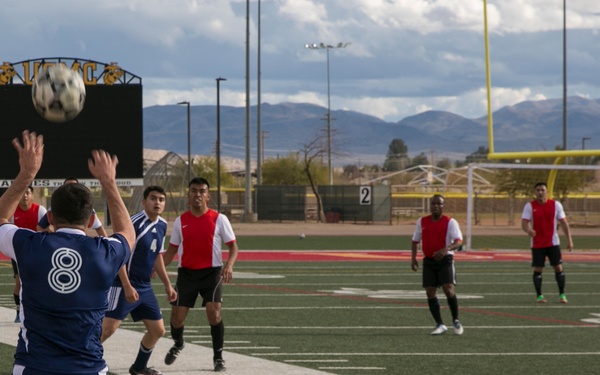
[0,307,332,375]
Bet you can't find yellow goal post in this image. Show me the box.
[482,0,600,161]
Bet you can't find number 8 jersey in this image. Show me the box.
[0,223,130,374]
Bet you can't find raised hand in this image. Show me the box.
[12,130,44,178]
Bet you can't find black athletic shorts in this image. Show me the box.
[531,245,562,267]
[422,255,456,288]
[171,267,223,308]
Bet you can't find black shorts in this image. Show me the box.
[531,245,562,267]
[422,255,456,288]
[171,267,223,308]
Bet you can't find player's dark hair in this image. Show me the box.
[51,183,93,226]
[534,182,547,189]
[430,194,444,203]
[26,185,33,193]
[189,177,210,189]
[143,185,166,199]
[63,176,79,184]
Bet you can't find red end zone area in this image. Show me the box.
[1,251,596,263]
[225,250,598,262]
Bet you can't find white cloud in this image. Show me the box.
[278,0,327,24]
[3,0,600,127]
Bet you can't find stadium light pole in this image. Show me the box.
[582,137,591,150]
[256,0,263,186]
[304,42,350,185]
[216,77,227,213]
[177,101,191,183]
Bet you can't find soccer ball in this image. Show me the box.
[32,65,86,123]
[299,233,305,239]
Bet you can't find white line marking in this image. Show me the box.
[254,352,600,356]
[319,367,386,370]
[285,360,349,363]
[226,346,281,350]
[230,325,599,330]
[232,281,600,286]
[190,340,252,344]
[223,305,600,310]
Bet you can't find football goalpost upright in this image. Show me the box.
[473,1,600,250]
[482,0,600,161]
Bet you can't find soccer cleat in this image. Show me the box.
[129,365,162,375]
[453,319,464,335]
[559,294,568,304]
[214,359,226,372]
[536,295,547,303]
[430,324,447,335]
[164,343,184,365]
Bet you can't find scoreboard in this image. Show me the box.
[0,58,143,187]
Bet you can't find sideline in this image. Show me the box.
[0,307,332,375]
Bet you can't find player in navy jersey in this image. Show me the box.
[102,186,177,375]
[162,177,239,372]
[0,130,135,375]
[411,194,464,336]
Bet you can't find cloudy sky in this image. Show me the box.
[3,0,600,123]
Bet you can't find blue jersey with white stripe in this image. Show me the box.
[113,211,167,290]
[0,224,130,374]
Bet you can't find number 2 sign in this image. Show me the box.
[360,186,371,205]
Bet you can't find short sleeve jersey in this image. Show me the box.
[169,209,236,270]
[411,215,463,258]
[0,224,130,374]
[521,199,566,248]
[114,210,167,289]
[12,202,47,230]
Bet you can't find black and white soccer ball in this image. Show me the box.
[299,233,305,239]
[32,65,86,123]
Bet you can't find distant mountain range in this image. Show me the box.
[143,96,600,166]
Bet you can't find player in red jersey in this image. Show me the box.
[521,182,573,304]
[162,177,239,372]
[411,194,464,336]
[10,185,47,323]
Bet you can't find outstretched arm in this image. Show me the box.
[87,150,134,250]
[0,131,44,224]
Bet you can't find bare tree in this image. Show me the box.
[301,135,328,223]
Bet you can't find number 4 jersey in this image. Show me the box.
[114,210,168,290]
